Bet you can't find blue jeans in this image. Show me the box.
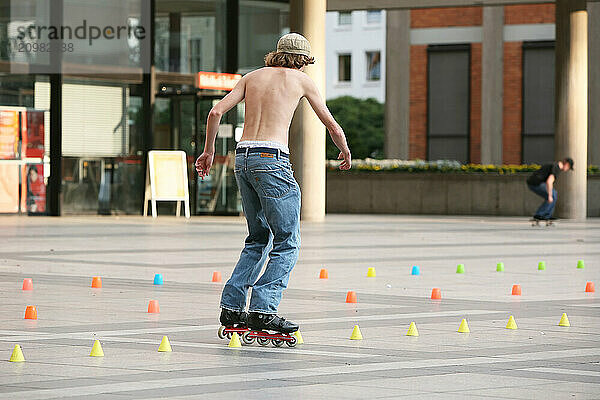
[528,183,557,218]
[220,151,301,314]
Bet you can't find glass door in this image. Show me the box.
[195,96,240,214]
[153,92,241,215]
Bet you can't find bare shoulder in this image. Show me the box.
[297,72,317,93]
[246,67,309,87]
[242,68,263,80]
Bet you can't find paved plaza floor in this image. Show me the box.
[0,214,599,399]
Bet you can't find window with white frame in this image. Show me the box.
[338,54,351,82]
[366,51,381,81]
[366,10,381,24]
[338,12,352,26]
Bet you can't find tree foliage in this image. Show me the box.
[325,96,384,159]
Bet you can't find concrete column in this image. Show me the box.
[589,2,600,165]
[555,0,587,219]
[480,6,504,165]
[384,10,410,159]
[289,0,326,221]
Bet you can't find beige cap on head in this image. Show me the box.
[277,33,311,57]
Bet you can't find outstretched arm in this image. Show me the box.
[196,76,246,178]
[303,76,351,170]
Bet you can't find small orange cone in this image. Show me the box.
[319,268,328,279]
[512,284,521,296]
[585,282,595,293]
[91,276,102,288]
[431,288,441,300]
[212,271,222,283]
[147,300,160,313]
[22,278,33,291]
[24,305,37,320]
[346,291,357,303]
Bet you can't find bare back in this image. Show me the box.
[197,62,350,174]
[239,67,306,146]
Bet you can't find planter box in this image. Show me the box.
[326,171,600,217]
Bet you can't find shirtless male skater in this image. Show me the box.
[195,33,351,336]
[526,157,573,221]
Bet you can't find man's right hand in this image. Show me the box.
[195,151,214,179]
[548,195,554,203]
[338,150,351,170]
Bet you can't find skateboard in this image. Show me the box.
[530,218,556,227]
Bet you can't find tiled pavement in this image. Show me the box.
[0,214,598,399]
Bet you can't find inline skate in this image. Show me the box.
[242,312,299,348]
[217,309,249,340]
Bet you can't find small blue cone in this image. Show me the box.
[153,274,164,285]
[411,266,420,276]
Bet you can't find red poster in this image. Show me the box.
[0,110,19,159]
[24,164,46,213]
[22,110,45,158]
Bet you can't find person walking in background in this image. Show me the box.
[527,157,573,221]
[195,33,351,336]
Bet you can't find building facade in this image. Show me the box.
[407,4,557,165]
[325,9,386,102]
[0,0,290,216]
[328,3,563,165]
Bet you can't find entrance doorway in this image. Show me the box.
[153,91,241,215]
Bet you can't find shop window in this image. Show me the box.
[522,42,555,164]
[155,1,219,73]
[366,51,381,81]
[338,12,352,26]
[238,1,290,72]
[188,38,202,73]
[427,44,470,162]
[338,54,351,82]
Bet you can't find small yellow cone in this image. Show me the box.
[506,315,518,330]
[228,332,242,347]
[90,340,104,357]
[158,336,172,352]
[458,318,470,333]
[406,322,419,336]
[558,313,570,327]
[350,325,363,340]
[9,345,25,362]
[367,267,376,277]
[293,330,304,344]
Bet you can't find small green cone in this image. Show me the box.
[496,262,504,272]
[538,261,546,271]
[577,260,585,269]
[456,264,465,274]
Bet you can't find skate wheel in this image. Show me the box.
[217,326,226,339]
[272,339,284,347]
[242,331,255,345]
[286,336,297,348]
[257,337,270,346]
[226,332,232,339]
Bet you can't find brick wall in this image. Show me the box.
[505,3,555,25]
[470,43,482,164]
[503,41,523,164]
[406,4,553,163]
[409,45,428,159]
[411,7,482,28]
